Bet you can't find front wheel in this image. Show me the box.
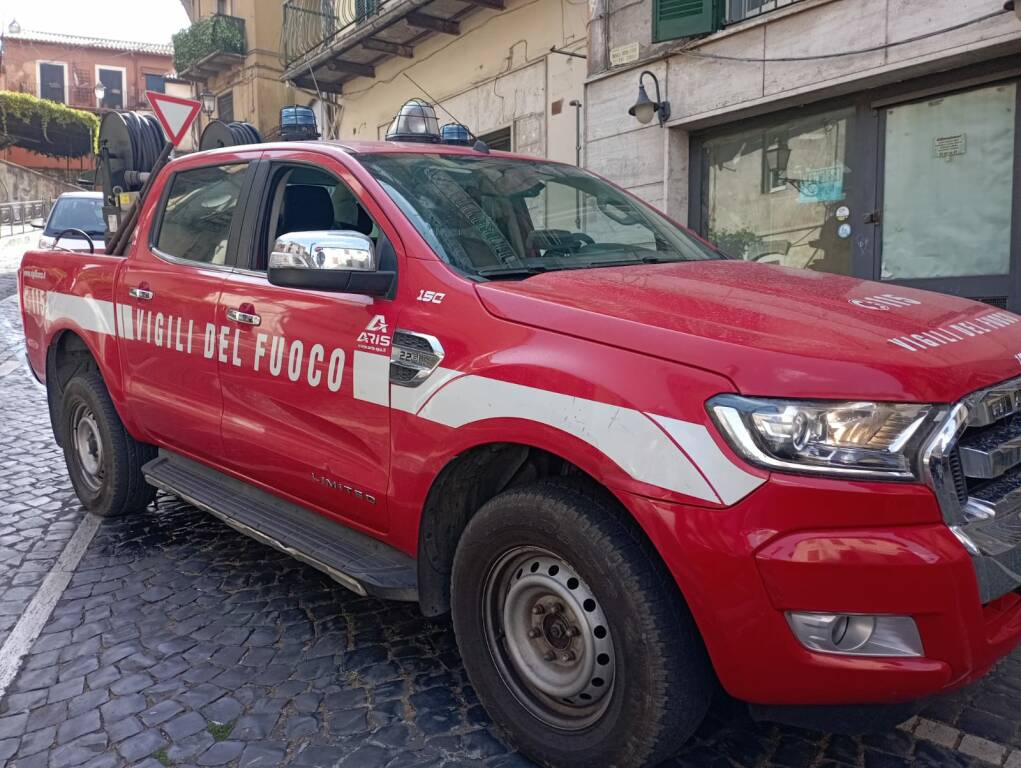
[60,370,156,516]
[451,480,712,768]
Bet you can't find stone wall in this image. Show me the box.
[0,160,81,205]
[583,0,1021,220]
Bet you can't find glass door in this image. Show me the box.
[701,107,859,276]
[877,82,1019,307]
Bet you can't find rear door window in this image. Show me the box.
[154,163,248,265]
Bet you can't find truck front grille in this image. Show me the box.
[951,377,1021,523]
[948,448,969,506]
[936,376,1021,601]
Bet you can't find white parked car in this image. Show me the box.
[32,191,104,252]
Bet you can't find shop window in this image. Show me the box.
[701,107,854,275]
[880,83,1016,281]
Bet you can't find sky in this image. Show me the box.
[1,0,190,45]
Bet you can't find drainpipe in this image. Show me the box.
[587,0,608,74]
[570,99,582,228]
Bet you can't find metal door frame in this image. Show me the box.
[871,77,1021,309]
[688,55,1021,310]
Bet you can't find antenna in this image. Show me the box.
[304,62,331,139]
[307,62,326,105]
[402,72,489,153]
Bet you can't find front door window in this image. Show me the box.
[701,108,855,275]
[97,68,124,109]
[39,63,65,103]
[881,83,1016,283]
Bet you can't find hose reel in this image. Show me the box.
[199,120,263,151]
[97,111,168,251]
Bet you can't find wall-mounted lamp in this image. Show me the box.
[764,137,792,179]
[200,91,216,117]
[628,70,670,127]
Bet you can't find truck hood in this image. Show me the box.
[475,260,1021,402]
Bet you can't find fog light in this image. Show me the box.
[787,612,923,657]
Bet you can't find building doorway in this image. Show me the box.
[693,66,1021,310]
[877,83,1017,307]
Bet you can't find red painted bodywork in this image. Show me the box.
[17,140,1021,708]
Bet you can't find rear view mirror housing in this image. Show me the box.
[268,231,394,296]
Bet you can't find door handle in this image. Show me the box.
[128,286,153,300]
[226,306,261,326]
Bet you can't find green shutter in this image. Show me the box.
[653,0,719,42]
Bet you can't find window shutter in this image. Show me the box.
[653,0,719,42]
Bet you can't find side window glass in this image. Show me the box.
[155,164,247,265]
[258,164,381,271]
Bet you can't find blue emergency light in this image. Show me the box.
[280,106,319,141]
[440,123,472,146]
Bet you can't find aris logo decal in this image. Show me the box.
[357,314,391,353]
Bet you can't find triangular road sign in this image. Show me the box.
[146,91,201,147]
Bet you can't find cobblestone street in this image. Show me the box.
[0,243,1020,767]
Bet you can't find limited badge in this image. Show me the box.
[835,205,850,222]
[838,223,852,239]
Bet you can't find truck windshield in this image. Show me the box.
[358,153,721,279]
[45,197,104,239]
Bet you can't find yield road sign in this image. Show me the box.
[146,91,201,147]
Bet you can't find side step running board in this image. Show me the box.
[143,451,417,601]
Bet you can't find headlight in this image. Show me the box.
[707,395,936,479]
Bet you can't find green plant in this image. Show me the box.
[0,91,98,159]
[707,226,761,260]
[173,14,246,73]
[153,747,172,766]
[207,720,235,741]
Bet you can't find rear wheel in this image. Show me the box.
[60,370,156,516]
[452,480,712,768]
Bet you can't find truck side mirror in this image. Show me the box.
[268,231,394,296]
[29,218,45,229]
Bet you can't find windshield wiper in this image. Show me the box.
[586,256,670,268]
[476,265,557,279]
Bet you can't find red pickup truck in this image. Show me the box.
[17,139,1021,767]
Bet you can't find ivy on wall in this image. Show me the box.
[0,91,99,159]
[173,14,246,74]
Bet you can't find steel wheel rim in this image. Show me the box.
[71,403,104,493]
[482,547,616,731]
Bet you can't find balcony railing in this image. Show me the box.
[726,0,799,23]
[283,0,382,69]
[172,14,247,75]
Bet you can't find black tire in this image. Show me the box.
[60,369,156,516]
[451,479,712,768]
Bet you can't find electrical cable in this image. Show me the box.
[676,9,1009,63]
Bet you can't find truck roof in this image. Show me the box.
[179,139,554,165]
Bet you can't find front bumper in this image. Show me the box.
[623,473,1021,706]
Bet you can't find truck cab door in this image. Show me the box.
[116,155,257,462]
[215,150,399,533]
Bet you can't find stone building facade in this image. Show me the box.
[584,0,1021,309]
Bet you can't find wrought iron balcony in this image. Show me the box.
[173,14,247,81]
[726,0,800,23]
[282,0,503,93]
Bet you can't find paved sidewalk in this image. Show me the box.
[0,299,85,654]
[0,256,1018,766]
